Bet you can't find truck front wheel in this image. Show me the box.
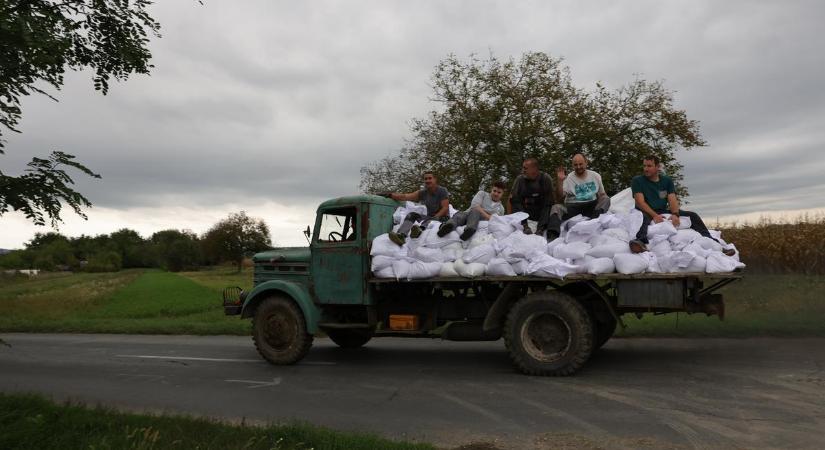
[504,291,594,376]
[252,296,313,365]
[327,329,373,349]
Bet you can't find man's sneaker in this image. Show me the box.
[437,222,455,237]
[722,248,736,257]
[388,232,406,246]
[459,227,476,241]
[629,239,647,253]
[410,225,422,239]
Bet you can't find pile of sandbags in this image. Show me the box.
[372,191,744,280]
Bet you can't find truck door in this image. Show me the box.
[311,205,364,304]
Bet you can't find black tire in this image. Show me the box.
[252,296,313,365]
[326,329,373,349]
[594,316,617,351]
[504,290,594,376]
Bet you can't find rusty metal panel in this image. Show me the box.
[616,279,685,308]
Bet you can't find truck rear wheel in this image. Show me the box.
[252,296,313,365]
[504,290,594,376]
[327,329,373,349]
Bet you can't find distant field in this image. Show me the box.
[1,268,823,336]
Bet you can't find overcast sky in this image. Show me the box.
[2,0,824,249]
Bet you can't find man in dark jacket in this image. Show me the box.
[509,158,558,236]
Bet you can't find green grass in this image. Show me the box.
[0,393,435,450]
[618,273,825,337]
[0,269,250,335]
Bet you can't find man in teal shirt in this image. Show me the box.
[630,155,733,255]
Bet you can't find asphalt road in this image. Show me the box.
[1,333,823,449]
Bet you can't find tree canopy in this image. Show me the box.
[360,52,705,209]
[0,0,161,225]
[202,211,272,272]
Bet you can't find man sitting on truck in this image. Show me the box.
[629,155,735,256]
[381,171,450,246]
[437,180,506,241]
[546,153,611,240]
[509,157,558,237]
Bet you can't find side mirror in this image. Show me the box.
[303,225,311,244]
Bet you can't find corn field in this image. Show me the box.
[718,215,825,274]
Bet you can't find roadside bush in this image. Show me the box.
[83,251,122,273]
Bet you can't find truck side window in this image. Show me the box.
[317,207,356,243]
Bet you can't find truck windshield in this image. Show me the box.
[317,207,356,243]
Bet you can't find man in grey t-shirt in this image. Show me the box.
[437,181,506,241]
[547,153,610,240]
[380,171,450,246]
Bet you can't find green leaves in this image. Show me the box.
[360,52,706,209]
[0,151,101,227]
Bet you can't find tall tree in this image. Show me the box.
[360,52,705,209]
[202,211,271,272]
[0,0,161,225]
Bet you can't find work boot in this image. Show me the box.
[388,232,406,246]
[410,225,422,239]
[629,239,648,253]
[459,227,476,241]
[546,229,560,242]
[722,248,736,257]
[522,224,533,235]
[437,222,455,237]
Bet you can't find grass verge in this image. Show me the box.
[0,392,434,450]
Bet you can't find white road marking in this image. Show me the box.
[115,355,262,363]
[225,378,282,388]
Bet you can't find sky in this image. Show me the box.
[2,0,824,249]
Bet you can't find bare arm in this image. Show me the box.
[634,192,664,223]
[434,198,450,218]
[555,166,566,203]
[474,205,492,220]
[666,193,681,226]
[390,191,420,202]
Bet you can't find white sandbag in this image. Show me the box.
[489,214,518,239]
[487,258,517,276]
[462,243,496,265]
[392,202,427,224]
[569,218,602,236]
[662,214,693,230]
[419,226,461,248]
[619,209,644,238]
[371,255,395,271]
[694,236,723,252]
[602,227,630,242]
[439,262,459,277]
[454,258,486,278]
[565,231,593,244]
[410,246,445,263]
[527,253,582,278]
[553,241,592,260]
[503,212,530,226]
[614,253,649,274]
[669,229,702,249]
[546,237,565,255]
[373,266,395,278]
[371,234,407,257]
[649,239,672,257]
[391,259,411,280]
[640,252,662,273]
[586,240,630,258]
[706,253,745,273]
[510,260,529,275]
[598,213,625,230]
[586,257,615,274]
[405,261,443,280]
[647,221,678,238]
[441,247,462,262]
[682,242,714,258]
[466,229,495,248]
[608,187,634,214]
[448,204,458,218]
[498,233,546,260]
[674,255,707,273]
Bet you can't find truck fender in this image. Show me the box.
[482,283,527,332]
[241,280,320,334]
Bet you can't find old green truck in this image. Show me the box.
[223,194,741,376]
